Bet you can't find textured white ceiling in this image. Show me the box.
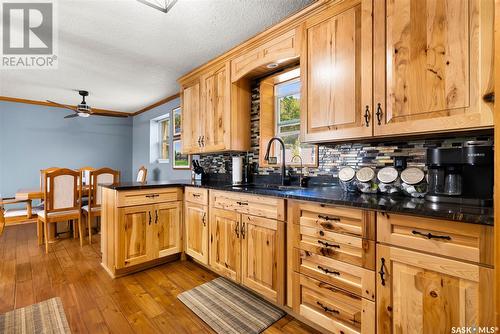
[0,0,313,113]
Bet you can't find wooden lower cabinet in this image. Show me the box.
[114,202,182,270]
[209,207,285,305]
[377,245,495,333]
[156,201,182,258]
[293,272,375,334]
[241,214,285,305]
[185,202,209,264]
[209,207,241,281]
[116,204,154,269]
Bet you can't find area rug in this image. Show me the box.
[178,277,286,334]
[0,297,71,334]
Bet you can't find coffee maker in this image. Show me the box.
[426,141,493,206]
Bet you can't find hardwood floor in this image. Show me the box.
[0,223,318,334]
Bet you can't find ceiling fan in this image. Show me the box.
[47,90,128,118]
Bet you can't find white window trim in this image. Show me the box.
[149,113,170,164]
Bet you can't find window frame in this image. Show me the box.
[158,117,170,162]
[149,113,171,164]
[258,67,318,168]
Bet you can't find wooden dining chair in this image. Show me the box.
[136,166,148,183]
[37,168,81,253]
[34,167,60,214]
[81,167,120,245]
[78,166,95,202]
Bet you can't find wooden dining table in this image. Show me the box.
[15,188,43,219]
[15,185,90,241]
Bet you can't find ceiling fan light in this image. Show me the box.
[137,0,178,13]
[78,112,90,118]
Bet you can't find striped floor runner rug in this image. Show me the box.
[178,277,286,334]
[0,297,71,334]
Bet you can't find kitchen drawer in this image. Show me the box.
[295,202,375,240]
[294,248,375,301]
[210,190,286,221]
[116,187,183,207]
[293,223,375,270]
[185,187,208,205]
[293,272,375,334]
[377,213,493,266]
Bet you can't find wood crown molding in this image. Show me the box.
[131,93,180,116]
[0,96,130,117]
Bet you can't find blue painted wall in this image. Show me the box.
[0,101,133,198]
[132,97,191,182]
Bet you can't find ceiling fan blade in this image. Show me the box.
[47,100,78,112]
[64,114,79,119]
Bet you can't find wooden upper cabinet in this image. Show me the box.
[231,30,299,82]
[377,245,494,333]
[301,0,373,143]
[181,82,201,154]
[200,63,230,152]
[116,204,154,269]
[373,0,494,136]
[180,61,250,154]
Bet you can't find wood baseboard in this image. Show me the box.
[102,253,181,279]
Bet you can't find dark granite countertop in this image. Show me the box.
[102,180,493,226]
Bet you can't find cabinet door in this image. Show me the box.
[185,202,209,264]
[301,0,373,142]
[209,207,241,282]
[240,215,285,305]
[373,0,493,136]
[116,205,154,269]
[181,81,202,154]
[200,62,230,152]
[154,201,182,258]
[377,245,494,333]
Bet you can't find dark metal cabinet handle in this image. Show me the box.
[317,265,340,276]
[148,212,152,225]
[145,194,159,198]
[197,136,201,147]
[376,103,383,125]
[241,222,246,239]
[317,214,340,222]
[235,221,240,238]
[316,301,339,315]
[192,193,201,197]
[364,105,370,127]
[202,212,206,226]
[379,258,386,286]
[154,210,158,224]
[201,136,205,147]
[236,201,248,206]
[318,240,340,248]
[412,230,451,240]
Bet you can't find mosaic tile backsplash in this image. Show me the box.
[197,84,493,178]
